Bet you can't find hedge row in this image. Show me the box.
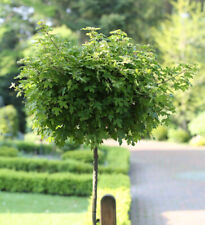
[0,157,92,174]
[84,174,131,225]
[0,140,54,154]
[62,149,105,164]
[99,166,127,174]
[100,146,130,174]
[0,157,125,174]
[84,147,131,225]
[0,146,19,157]
[0,169,92,196]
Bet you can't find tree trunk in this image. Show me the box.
[92,147,98,225]
[190,0,204,11]
[201,0,204,11]
[165,0,172,14]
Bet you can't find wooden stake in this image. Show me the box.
[101,195,116,225]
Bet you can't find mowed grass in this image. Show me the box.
[0,191,88,225]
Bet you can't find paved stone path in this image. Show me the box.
[130,149,205,225]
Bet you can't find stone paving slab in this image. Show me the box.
[103,139,205,225]
[130,150,205,225]
[162,210,205,225]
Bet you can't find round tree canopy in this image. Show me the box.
[16,23,194,147]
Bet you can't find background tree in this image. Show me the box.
[0,0,79,132]
[16,24,193,225]
[190,0,204,11]
[0,0,36,132]
[189,111,205,136]
[0,0,175,136]
[153,0,205,130]
[0,105,19,139]
[59,0,166,42]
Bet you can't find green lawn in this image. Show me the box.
[0,192,88,225]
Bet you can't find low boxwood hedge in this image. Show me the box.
[0,146,19,157]
[62,149,105,164]
[84,174,131,225]
[15,141,54,154]
[0,140,54,155]
[0,157,92,174]
[0,157,125,174]
[0,169,92,196]
[84,146,131,225]
[100,146,130,174]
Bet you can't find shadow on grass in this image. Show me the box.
[0,192,89,213]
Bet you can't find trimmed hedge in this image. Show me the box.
[0,140,54,155]
[84,146,131,225]
[0,169,92,196]
[84,174,131,225]
[0,144,129,174]
[99,166,127,174]
[62,149,105,164]
[0,146,18,157]
[0,157,92,174]
[100,146,130,174]
[13,141,53,155]
[0,157,125,174]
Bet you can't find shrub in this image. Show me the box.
[0,105,19,139]
[100,146,130,174]
[46,173,92,196]
[0,146,18,157]
[0,157,92,174]
[151,125,168,141]
[60,138,81,152]
[84,174,131,225]
[189,111,205,136]
[99,166,127,174]
[0,169,92,196]
[62,149,105,164]
[168,129,190,143]
[14,141,54,154]
[0,155,126,174]
[189,135,205,146]
[84,147,131,225]
[0,140,54,155]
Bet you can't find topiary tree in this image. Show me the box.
[16,23,194,225]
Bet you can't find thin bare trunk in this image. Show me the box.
[92,147,98,225]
